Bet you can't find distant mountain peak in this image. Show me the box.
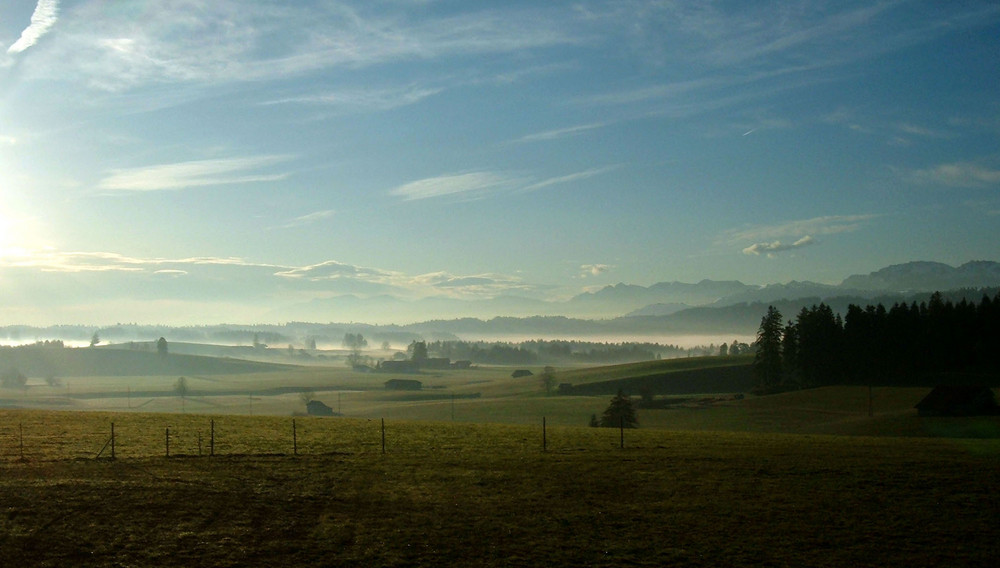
[840,260,1000,291]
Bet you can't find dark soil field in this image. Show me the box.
[1,411,998,567]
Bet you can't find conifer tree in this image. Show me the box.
[600,389,638,428]
[753,305,784,392]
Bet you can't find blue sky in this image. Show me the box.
[1,0,998,325]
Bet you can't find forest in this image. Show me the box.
[424,339,716,366]
[753,291,1000,391]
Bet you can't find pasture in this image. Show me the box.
[0,411,998,567]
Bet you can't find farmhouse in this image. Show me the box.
[914,385,1000,417]
[420,357,452,370]
[385,378,423,391]
[306,400,335,416]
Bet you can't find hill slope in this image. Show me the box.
[0,346,296,378]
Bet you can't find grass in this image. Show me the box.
[1,409,999,566]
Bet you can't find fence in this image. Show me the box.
[0,414,636,463]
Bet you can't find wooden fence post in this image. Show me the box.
[111,422,116,460]
[19,422,23,460]
[165,427,170,458]
[293,419,298,456]
[543,417,547,452]
[210,419,215,457]
[620,416,624,449]
[381,418,386,455]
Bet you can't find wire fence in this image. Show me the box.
[0,414,637,463]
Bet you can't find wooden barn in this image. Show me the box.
[306,400,335,416]
[914,386,999,417]
[385,378,423,391]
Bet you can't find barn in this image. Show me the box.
[385,378,423,391]
[306,400,335,416]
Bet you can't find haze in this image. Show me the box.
[1,1,999,326]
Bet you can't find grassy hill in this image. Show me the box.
[0,345,296,378]
[552,354,754,395]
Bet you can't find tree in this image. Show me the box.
[753,306,784,392]
[344,333,370,367]
[342,333,368,350]
[781,322,800,387]
[539,366,557,395]
[719,342,729,357]
[174,376,189,412]
[90,332,100,348]
[409,340,428,362]
[1,368,27,389]
[299,389,316,406]
[599,390,638,428]
[588,414,600,427]
[157,337,168,358]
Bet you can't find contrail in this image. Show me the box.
[7,0,60,54]
[742,129,756,137]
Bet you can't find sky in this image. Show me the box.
[1,0,999,326]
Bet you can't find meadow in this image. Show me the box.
[1,411,998,567]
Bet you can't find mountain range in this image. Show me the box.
[5,261,999,347]
[272,260,1000,324]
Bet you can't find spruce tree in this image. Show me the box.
[753,305,784,392]
[600,390,638,428]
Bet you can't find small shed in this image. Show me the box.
[307,400,335,416]
[511,369,534,378]
[385,378,423,391]
[915,386,999,417]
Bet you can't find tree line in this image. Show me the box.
[753,291,1000,392]
[424,339,716,366]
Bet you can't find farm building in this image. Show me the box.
[511,369,533,378]
[385,378,423,391]
[914,385,999,417]
[306,400,335,416]
[420,357,452,369]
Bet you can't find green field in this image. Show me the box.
[3,349,1000,566]
[4,349,1000,438]
[1,411,998,567]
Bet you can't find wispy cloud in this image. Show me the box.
[390,166,617,201]
[521,166,618,192]
[743,236,815,258]
[514,122,608,143]
[6,0,59,54]
[29,2,576,92]
[276,260,532,298]
[274,209,336,230]
[908,161,1000,189]
[0,250,271,273]
[725,214,878,244]
[98,156,291,193]
[580,264,612,277]
[389,172,521,201]
[262,85,443,113]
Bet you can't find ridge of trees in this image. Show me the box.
[753,291,1000,392]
